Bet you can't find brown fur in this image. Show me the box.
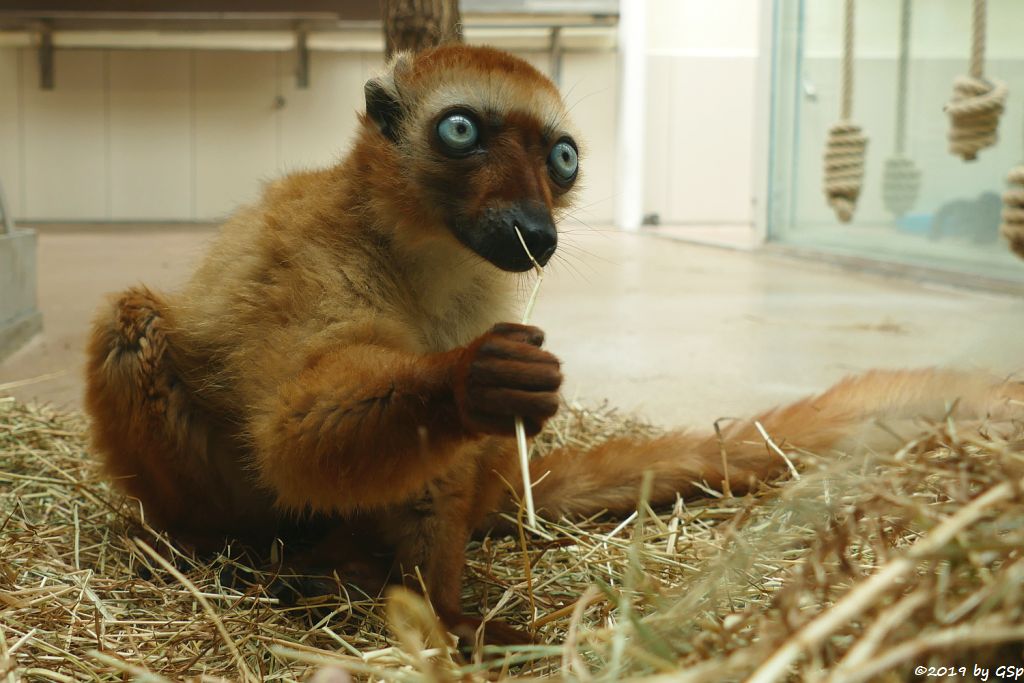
[84,45,1023,643]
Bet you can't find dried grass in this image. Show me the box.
[2,394,1024,681]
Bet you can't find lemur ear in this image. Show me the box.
[364,78,403,143]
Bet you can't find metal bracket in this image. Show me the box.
[548,26,563,88]
[295,30,309,89]
[38,24,54,90]
[0,178,13,235]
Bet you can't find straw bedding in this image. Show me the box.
[2,394,1023,681]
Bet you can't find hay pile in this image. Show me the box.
[2,394,1024,681]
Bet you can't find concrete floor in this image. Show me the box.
[2,224,1023,430]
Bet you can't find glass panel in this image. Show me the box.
[768,0,1024,284]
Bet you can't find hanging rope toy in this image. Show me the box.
[882,157,920,218]
[998,103,1024,258]
[1000,166,1024,258]
[882,0,920,218]
[945,0,1007,161]
[824,0,867,223]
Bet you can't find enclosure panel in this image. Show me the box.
[193,51,278,220]
[560,51,618,225]
[769,0,1024,283]
[3,48,624,223]
[793,56,1024,229]
[0,49,23,219]
[0,228,41,362]
[643,0,762,227]
[276,51,366,175]
[108,51,193,220]
[20,49,108,220]
[666,56,757,224]
[805,0,1024,61]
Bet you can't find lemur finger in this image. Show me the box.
[460,412,545,437]
[520,416,544,437]
[490,322,545,347]
[461,412,516,436]
[473,388,560,420]
[477,337,559,364]
[469,358,563,392]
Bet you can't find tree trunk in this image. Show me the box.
[382,0,463,59]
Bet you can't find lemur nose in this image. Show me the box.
[537,241,557,264]
[512,202,558,266]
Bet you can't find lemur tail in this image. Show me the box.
[493,368,1023,523]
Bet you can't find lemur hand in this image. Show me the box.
[453,323,562,436]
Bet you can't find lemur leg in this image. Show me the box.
[382,476,473,614]
[85,287,266,548]
[379,466,532,646]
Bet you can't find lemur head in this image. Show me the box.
[361,45,580,273]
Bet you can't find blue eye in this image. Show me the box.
[437,113,478,151]
[548,140,578,182]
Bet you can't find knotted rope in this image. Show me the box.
[824,0,867,223]
[1000,143,1024,258]
[882,0,920,218]
[945,0,1007,161]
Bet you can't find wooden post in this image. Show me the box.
[382,0,463,59]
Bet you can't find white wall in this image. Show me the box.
[109,51,193,220]
[643,0,763,226]
[562,50,620,227]
[0,46,618,223]
[20,50,108,219]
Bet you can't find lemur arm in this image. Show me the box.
[248,323,561,513]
